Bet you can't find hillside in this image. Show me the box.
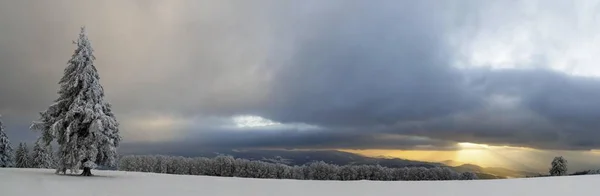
[1,168,598,196]
[127,149,443,168]
[451,164,541,179]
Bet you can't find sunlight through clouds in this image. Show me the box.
[230,115,321,131]
[232,115,280,128]
[342,142,600,173]
[458,142,490,150]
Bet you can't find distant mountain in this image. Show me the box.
[142,148,443,168]
[440,160,464,167]
[449,163,541,179]
[208,149,443,168]
[211,150,541,179]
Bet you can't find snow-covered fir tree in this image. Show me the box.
[549,156,568,176]
[15,142,31,168]
[30,140,54,169]
[30,27,121,176]
[0,115,14,167]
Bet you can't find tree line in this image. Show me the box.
[119,155,479,181]
[13,142,56,169]
[0,120,56,169]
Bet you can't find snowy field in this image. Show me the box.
[1,168,598,196]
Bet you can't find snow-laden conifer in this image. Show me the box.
[15,142,31,168]
[31,139,54,169]
[0,115,14,167]
[31,27,121,176]
[549,156,568,176]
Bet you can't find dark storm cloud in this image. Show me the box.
[257,0,481,127]
[475,69,600,149]
[0,0,599,152]
[481,69,600,127]
[184,130,456,150]
[381,69,600,150]
[120,128,459,156]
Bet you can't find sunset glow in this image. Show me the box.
[339,142,600,173]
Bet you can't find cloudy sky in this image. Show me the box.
[1,0,600,171]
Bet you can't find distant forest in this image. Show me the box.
[119,155,478,181]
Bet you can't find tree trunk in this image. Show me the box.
[55,167,67,175]
[81,167,93,176]
[80,158,93,176]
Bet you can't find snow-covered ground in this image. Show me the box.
[1,168,597,196]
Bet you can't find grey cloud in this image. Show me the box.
[477,69,600,149]
[256,0,482,127]
[0,0,278,143]
[122,127,458,154]
[0,0,275,117]
[1,0,600,152]
[384,69,600,150]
